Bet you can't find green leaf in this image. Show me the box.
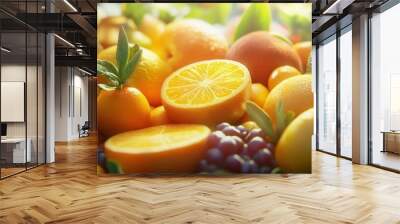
[97,59,118,75]
[276,101,286,137]
[270,33,293,46]
[233,3,271,41]
[306,54,312,73]
[102,71,120,84]
[246,101,276,141]
[122,3,150,26]
[271,167,282,174]
[106,160,123,174]
[285,111,296,126]
[129,44,140,61]
[185,4,232,24]
[116,27,129,72]
[121,47,142,84]
[98,84,117,91]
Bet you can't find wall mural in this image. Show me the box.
[97,3,313,175]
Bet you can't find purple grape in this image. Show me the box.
[225,154,244,173]
[258,166,272,173]
[241,159,258,173]
[253,148,275,167]
[97,149,106,169]
[248,160,259,173]
[222,126,241,137]
[208,131,225,147]
[199,160,208,172]
[241,160,251,173]
[206,148,224,166]
[207,163,218,173]
[218,136,238,157]
[266,142,275,153]
[240,143,248,155]
[216,122,230,131]
[231,136,244,151]
[199,159,219,173]
[247,137,268,157]
[245,128,265,142]
[236,125,248,138]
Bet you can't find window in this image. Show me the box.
[370,3,400,171]
[317,36,337,154]
[339,27,352,158]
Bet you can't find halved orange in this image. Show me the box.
[161,59,251,127]
[104,124,210,174]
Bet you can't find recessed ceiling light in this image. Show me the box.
[63,0,78,12]
[1,47,11,53]
[54,34,75,48]
[78,67,93,76]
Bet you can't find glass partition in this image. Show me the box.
[0,1,46,179]
[0,24,28,178]
[370,4,400,171]
[339,27,352,158]
[317,36,337,154]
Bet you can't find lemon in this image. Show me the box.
[275,108,313,173]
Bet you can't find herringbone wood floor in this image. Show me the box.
[0,136,399,224]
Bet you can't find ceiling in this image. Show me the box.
[0,0,97,74]
[311,0,391,42]
[1,0,395,73]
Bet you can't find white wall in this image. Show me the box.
[54,67,89,141]
[1,64,46,164]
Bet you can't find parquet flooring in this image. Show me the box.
[0,135,399,224]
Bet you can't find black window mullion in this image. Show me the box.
[336,25,341,157]
[24,0,28,171]
[315,44,319,151]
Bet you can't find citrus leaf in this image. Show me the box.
[246,101,275,140]
[271,167,282,174]
[306,54,312,73]
[116,27,129,72]
[97,59,118,75]
[276,101,286,137]
[285,111,296,126]
[98,84,116,91]
[233,3,271,41]
[122,3,149,26]
[129,44,140,61]
[121,47,142,84]
[271,32,292,45]
[102,71,119,84]
[106,160,123,174]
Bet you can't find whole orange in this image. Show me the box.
[251,83,269,108]
[150,106,169,126]
[98,16,136,49]
[139,15,167,59]
[263,75,313,124]
[161,19,228,70]
[98,46,171,106]
[98,87,151,139]
[293,41,311,73]
[268,65,301,90]
[226,31,302,86]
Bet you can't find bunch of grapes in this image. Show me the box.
[199,122,278,174]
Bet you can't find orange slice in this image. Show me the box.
[104,124,210,174]
[161,59,251,126]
